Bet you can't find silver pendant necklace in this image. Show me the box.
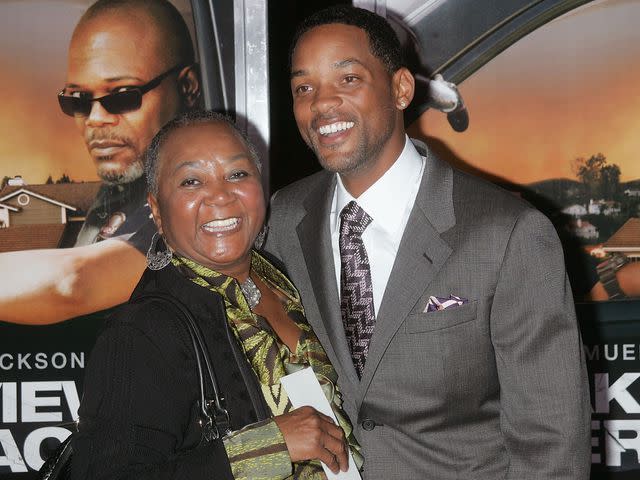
[240,276,261,309]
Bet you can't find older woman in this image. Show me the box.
[71,111,361,479]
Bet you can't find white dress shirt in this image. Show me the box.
[330,135,425,315]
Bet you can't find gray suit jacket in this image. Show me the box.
[266,145,591,479]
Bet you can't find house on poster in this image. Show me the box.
[0,179,100,252]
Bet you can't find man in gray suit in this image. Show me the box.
[266,6,591,479]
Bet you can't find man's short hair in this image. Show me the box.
[290,6,405,74]
[145,110,261,196]
[80,0,195,66]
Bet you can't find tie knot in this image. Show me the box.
[340,201,372,237]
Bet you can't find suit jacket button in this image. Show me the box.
[361,419,375,431]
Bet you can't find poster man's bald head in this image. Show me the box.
[75,0,195,68]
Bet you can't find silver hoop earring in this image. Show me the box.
[254,224,269,250]
[146,232,172,270]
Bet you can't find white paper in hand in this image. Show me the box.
[280,367,361,480]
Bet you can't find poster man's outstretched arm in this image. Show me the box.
[0,239,146,324]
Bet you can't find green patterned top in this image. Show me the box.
[172,251,362,480]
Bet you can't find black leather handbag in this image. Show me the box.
[38,293,232,480]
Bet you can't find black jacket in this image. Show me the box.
[71,264,269,480]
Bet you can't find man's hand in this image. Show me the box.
[274,405,348,473]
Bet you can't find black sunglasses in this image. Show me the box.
[58,64,186,117]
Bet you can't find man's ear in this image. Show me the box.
[178,64,201,108]
[147,192,163,235]
[392,67,415,110]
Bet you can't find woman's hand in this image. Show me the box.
[274,406,349,473]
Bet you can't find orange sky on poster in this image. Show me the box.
[410,0,640,185]
[0,64,98,184]
[0,2,94,185]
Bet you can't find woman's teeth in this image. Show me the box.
[202,218,240,232]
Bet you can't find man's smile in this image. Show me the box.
[318,121,355,136]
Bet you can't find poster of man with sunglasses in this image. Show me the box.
[0,0,200,325]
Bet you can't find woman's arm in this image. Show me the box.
[223,419,291,479]
[222,404,350,479]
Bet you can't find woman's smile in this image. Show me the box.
[201,217,242,235]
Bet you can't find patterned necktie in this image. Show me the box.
[339,200,375,379]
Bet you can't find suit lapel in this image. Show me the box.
[296,173,360,387]
[358,145,456,399]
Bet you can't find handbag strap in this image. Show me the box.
[38,432,73,480]
[135,293,231,440]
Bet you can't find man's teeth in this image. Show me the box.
[202,218,240,231]
[318,121,354,136]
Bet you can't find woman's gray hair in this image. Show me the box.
[144,110,261,196]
